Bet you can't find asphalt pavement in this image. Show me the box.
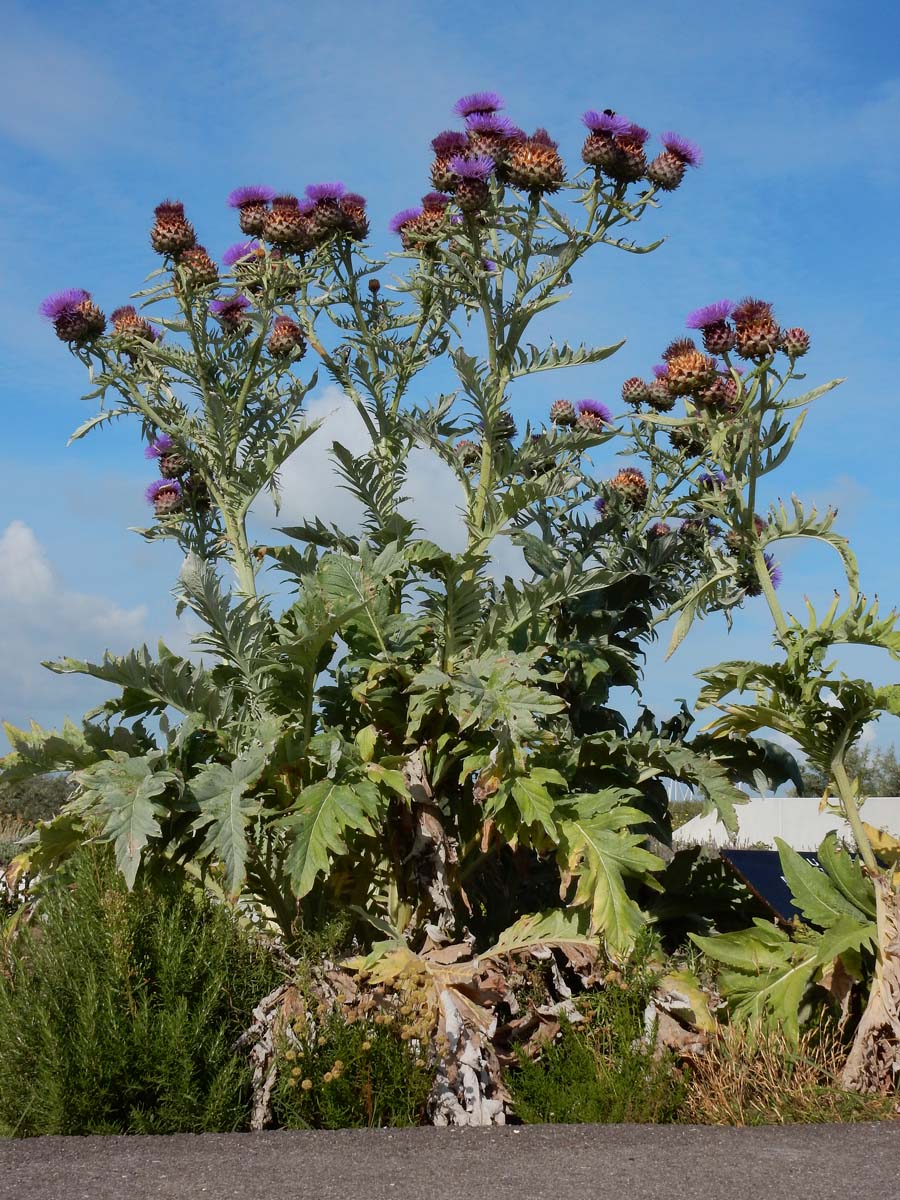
[2,1122,898,1200]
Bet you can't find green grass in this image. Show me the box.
[0,846,280,1136]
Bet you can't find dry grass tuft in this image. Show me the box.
[682,1022,897,1125]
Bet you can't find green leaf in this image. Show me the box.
[73,752,178,888]
[279,778,381,898]
[776,836,871,928]
[817,831,877,919]
[509,339,625,380]
[510,776,558,839]
[484,908,598,961]
[189,745,270,897]
[558,791,662,958]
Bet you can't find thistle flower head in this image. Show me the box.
[660,131,702,166]
[39,288,90,320]
[465,113,516,136]
[209,294,251,315]
[594,496,607,516]
[145,434,174,459]
[529,127,558,148]
[389,207,422,234]
[482,258,498,273]
[304,181,346,202]
[663,337,697,361]
[431,130,468,155]
[652,363,670,379]
[449,153,494,180]
[733,297,774,323]
[581,110,631,134]
[622,123,650,145]
[421,191,451,210]
[145,478,182,504]
[154,200,185,217]
[686,300,734,329]
[227,185,276,208]
[577,398,612,423]
[454,91,504,118]
[341,192,366,209]
[222,239,261,266]
[272,194,301,209]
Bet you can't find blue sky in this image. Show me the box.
[2,0,899,753]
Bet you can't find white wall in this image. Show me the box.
[674,795,900,850]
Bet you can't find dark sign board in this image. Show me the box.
[720,848,821,924]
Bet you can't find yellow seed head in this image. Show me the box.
[301,1078,313,1091]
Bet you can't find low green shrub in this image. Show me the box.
[271,1008,432,1129]
[0,846,280,1136]
[505,940,686,1125]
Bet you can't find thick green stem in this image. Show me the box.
[832,752,878,874]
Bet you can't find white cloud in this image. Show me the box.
[0,521,147,726]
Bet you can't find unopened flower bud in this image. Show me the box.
[267,315,306,358]
[780,327,810,358]
[646,378,675,412]
[455,438,481,468]
[175,245,218,288]
[621,377,650,407]
[150,200,196,255]
[550,399,577,427]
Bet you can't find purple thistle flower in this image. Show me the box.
[209,294,251,315]
[652,363,670,379]
[145,478,182,504]
[431,130,468,155]
[686,299,734,329]
[145,434,174,460]
[465,113,516,136]
[450,213,463,226]
[304,181,346,202]
[581,110,631,135]
[482,259,498,273]
[341,192,367,208]
[222,240,260,266]
[148,324,163,342]
[226,185,276,208]
[698,470,727,488]
[422,192,451,210]
[448,153,494,180]
[453,91,504,118]
[389,207,422,234]
[594,496,607,516]
[577,399,612,423]
[297,197,316,215]
[660,131,702,167]
[623,123,650,144]
[39,288,89,320]
[765,552,783,590]
[530,127,558,148]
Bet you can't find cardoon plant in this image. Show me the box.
[624,299,900,1094]
[5,93,845,1120]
